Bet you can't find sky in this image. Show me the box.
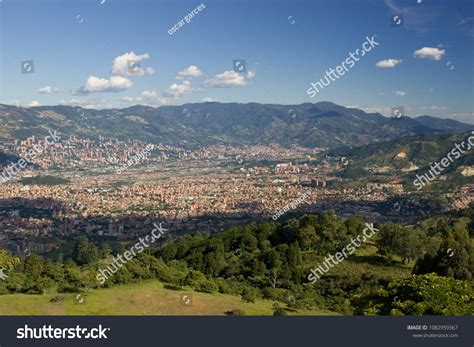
[0,0,473,123]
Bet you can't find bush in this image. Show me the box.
[272,303,288,316]
[241,286,258,303]
[196,279,219,293]
[225,309,245,316]
[215,278,243,295]
[362,273,474,315]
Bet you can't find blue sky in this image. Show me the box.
[0,0,473,123]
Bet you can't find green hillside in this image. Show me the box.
[0,280,335,316]
[1,102,472,149]
[1,211,472,316]
[329,131,474,190]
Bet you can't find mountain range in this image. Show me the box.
[0,102,472,149]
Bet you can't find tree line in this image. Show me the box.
[0,209,472,315]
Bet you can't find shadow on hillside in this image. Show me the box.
[0,194,430,258]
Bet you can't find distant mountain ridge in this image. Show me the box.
[0,102,472,149]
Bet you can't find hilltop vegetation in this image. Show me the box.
[0,209,472,316]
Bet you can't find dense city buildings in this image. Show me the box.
[0,133,472,256]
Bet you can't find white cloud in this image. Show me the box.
[347,105,406,117]
[0,100,21,107]
[203,97,217,102]
[29,100,40,107]
[413,47,445,60]
[177,65,203,80]
[37,85,59,94]
[70,52,154,95]
[395,90,407,96]
[119,96,136,104]
[142,90,157,98]
[72,76,133,94]
[420,106,448,110]
[375,59,402,68]
[59,98,112,109]
[120,90,164,107]
[449,113,474,125]
[204,69,256,88]
[163,80,193,99]
[111,52,154,76]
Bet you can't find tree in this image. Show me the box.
[159,243,177,263]
[287,243,303,282]
[100,243,112,258]
[267,269,281,289]
[241,286,258,303]
[344,216,366,236]
[184,270,207,289]
[204,251,226,277]
[23,254,44,280]
[295,225,319,251]
[61,259,82,292]
[0,250,20,271]
[413,226,473,280]
[72,236,99,265]
[377,225,424,263]
[363,274,473,315]
[272,303,288,316]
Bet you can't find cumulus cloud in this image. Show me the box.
[420,106,447,110]
[29,100,40,107]
[395,90,407,96]
[203,97,217,102]
[449,113,474,125]
[375,59,402,68]
[142,90,157,98]
[347,105,396,117]
[0,100,21,107]
[204,69,256,88]
[120,64,203,106]
[71,52,155,95]
[111,52,155,76]
[37,85,59,94]
[163,80,193,99]
[413,47,445,60]
[59,98,113,109]
[177,65,203,80]
[119,90,164,106]
[72,76,133,94]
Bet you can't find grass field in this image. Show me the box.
[0,280,337,316]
